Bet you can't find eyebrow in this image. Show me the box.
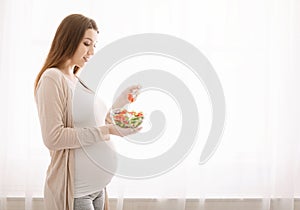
[83,37,97,43]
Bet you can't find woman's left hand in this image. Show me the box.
[112,84,141,109]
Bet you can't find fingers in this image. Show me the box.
[130,126,143,134]
[113,125,143,137]
[126,126,143,136]
[128,84,142,92]
[129,126,142,133]
[133,126,143,132]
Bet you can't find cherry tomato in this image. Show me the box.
[127,93,136,103]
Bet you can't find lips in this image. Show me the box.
[83,57,90,62]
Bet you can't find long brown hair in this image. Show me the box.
[34,14,99,93]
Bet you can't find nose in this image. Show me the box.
[88,46,94,56]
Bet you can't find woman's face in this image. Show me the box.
[71,29,98,68]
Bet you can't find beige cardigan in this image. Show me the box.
[35,68,111,210]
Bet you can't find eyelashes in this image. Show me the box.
[84,42,96,48]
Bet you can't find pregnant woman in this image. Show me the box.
[34,14,142,210]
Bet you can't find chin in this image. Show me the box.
[77,63,85,68]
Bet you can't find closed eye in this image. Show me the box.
[84,42,91,47]
[84,42,96,48]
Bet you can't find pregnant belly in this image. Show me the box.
[75,141,118,191]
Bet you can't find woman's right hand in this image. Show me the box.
[107,124,142,137]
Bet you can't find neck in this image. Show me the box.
[60,67,78,83]
[60,67,74,76]
[60,60,77,75]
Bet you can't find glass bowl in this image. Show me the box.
[110,108,144,128]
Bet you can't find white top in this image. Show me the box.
[64,75,117,198]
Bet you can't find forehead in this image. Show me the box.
[83,29,98,42]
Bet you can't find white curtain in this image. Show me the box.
[0,0,299,209]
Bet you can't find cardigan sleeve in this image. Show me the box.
[35,74,110,151]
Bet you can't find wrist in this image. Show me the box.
[107,124,113,135]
